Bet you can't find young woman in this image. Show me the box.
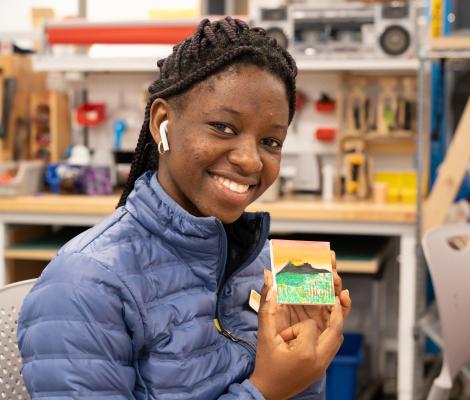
[18,17,351,399]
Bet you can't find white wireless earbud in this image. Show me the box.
[158,120,170,154]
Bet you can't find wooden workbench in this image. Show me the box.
[0,193,416,274]
[0,193,415,275]
[0,193,416,223]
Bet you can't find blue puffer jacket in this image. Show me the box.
[18,172,325,399]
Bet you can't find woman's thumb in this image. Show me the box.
[257,269,277,341]
[279,319,319,344]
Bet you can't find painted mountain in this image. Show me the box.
[271,239,335,305]
[278,261,330,275]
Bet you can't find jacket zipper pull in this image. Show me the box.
[214,318,239,342]
[221,329,240,342]
[214,318,257,354]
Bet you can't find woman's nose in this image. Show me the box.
[227,137,263,174]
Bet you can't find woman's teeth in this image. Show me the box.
[214,175,249,194]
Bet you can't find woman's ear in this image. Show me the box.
[149,99,171,145]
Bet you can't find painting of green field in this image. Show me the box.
[277,271,335,305]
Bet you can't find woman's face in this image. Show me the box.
[151,64,290,223]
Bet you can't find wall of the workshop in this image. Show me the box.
[86,0,200,21]
[0,1,77,32]
[84,73,154,152]
[283,71,338,191]
[0,0,200,32]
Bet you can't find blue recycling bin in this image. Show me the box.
[326,333,364,400]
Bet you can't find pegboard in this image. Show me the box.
[74,69,415,194]
[79,73,154,153]
[282,71,339,191]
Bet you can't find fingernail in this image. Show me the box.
[344,289,350,296]
[263,269,268,284]
[266,286,274,302]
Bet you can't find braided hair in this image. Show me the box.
[118,16,297,207]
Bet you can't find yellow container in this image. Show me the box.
[374,171,417,203]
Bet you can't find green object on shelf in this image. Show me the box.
[384,106,395,129]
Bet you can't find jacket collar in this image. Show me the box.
[124,171,270,258]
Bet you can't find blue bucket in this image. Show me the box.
[326,333,364,400]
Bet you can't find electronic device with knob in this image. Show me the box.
[251,1,416,59]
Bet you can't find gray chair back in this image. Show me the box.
[423,223,470,400]
[0,279,36,399]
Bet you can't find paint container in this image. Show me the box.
[373,182,388,204]
[322,164,335,202]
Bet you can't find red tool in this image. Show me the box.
[315,128,336,142]
[76,103,106,127]
[315,93,336,113]
[295,90,307,112]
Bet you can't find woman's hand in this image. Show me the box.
[273,251,352,334]
[330,251,352,319]
[250,270,345,400]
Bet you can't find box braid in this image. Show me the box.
[118,16,297,207]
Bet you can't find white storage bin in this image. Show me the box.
[0,161,45,196]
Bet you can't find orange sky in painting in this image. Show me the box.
[271,239,332,273]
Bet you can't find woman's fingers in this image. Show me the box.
[331,250,342,295]
[278,325,297,342]
[317,298,344,363]
[279,319,319,345]
[292,304,309,324]
[303,305,329,332]
[257,269,279,342]
[265,268,273,287]
[339,289,352,319]
[333,271,342,295]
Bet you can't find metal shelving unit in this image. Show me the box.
[286,57,418,72]
[33,53,419,73]
[417,41,470,399]
[418,42,470,233]
[33,54,160,73]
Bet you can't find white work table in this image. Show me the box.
[0,194,417,400]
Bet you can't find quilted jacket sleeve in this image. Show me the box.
[291,375,326,400]
[217,379,265,399]
[217,376,325,399]
[17,252,140,399]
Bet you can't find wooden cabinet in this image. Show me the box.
[4,224,88,284]
[0,55,47,161]
[5,225,51,283]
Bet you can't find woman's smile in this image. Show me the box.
[207,171,258,207]
[210,173,252,194]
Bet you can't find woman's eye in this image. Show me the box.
[212,123,235,135]
[262,138,283,150]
